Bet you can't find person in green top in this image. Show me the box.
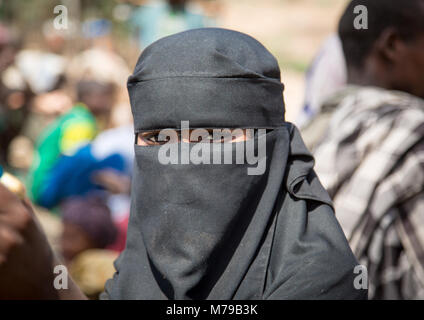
[27,80,114,206]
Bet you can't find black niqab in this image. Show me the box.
[102,28,366,300]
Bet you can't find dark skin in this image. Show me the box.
[0,184,86,299]
[348,27,424,99]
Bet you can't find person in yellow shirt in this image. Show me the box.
[27,80,114,207]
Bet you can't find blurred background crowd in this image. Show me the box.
[2,0,423,300]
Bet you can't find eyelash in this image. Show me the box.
[139,131,238,145]
[146,134,168,143]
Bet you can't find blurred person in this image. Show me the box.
[129,0,213,49]
[2,21,74,169]
[296,34,347,148]
[311,0,424,299]
[27,80,114,208]
[67,19,132,128]
[0,82,31,168]
[67,19,130,88]
[90,125,134,253]
[13,89,74,176]
[61,196,118,299]
[38,125,133,210]
[28,124,133,255]
[14,20,69,95]
[0,28,365,300]
[0,24,32,167]
[60,196,118,264]
[89,125,133,223]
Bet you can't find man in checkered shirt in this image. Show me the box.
[304,0,424,299]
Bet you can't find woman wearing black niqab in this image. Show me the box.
[101,28,367,300]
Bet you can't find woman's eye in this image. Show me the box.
[147,134,159,142]
[144,133,170,144]
[139,129,251,145]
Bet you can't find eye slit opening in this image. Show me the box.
[136,130,170,146]
[136,128,273,146]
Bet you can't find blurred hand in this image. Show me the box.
[0,183,88,299]
[0,183,58,299]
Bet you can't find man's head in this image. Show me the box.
[338,0,424,98]
[76,80,115,116]
[60,196,117,263]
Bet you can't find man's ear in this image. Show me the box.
[375,27,405,64]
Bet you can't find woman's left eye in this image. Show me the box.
[149,135,160,142]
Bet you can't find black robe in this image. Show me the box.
[101,28,367,300]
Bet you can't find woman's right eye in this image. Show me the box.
[145,133,170,144]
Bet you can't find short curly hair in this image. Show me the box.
[338,0,424,69]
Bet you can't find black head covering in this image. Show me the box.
[127,27,284,130]
[102,28,366,300]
